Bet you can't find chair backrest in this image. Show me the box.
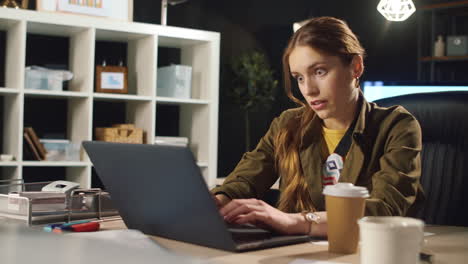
[374,91,468,226]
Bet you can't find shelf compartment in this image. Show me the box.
[155,103,213,183]
[95,29,156,98]
[23,96,92,161]
[26,22,94,93]
[157,38,219,102]
[93,100,154,144]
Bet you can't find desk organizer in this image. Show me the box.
[0,180,119,225]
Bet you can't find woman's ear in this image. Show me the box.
[351,55,364,79]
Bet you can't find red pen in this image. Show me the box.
[70,221,100,232]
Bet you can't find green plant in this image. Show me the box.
[229,51,278,151]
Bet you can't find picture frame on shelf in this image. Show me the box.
[36,0,133,21]
[57,0,110,17]
[95,65,128,94]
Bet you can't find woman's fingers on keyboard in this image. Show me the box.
[224,203,263,222]
[221,199,265,222]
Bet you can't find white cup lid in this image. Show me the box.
[322,183,369,198]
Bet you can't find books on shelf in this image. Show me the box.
[23,127,47,161]
[154,136,189,147]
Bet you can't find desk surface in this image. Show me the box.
[101,220,468,264]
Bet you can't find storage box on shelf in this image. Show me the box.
[0,7,219,188]
[157,64,192,98]
[95,124,144,144]
[25,66,73,91]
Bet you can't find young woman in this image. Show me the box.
[211,17,424,237]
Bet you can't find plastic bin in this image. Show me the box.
[39,139,80,161]
[157,65,192,98]
[25,66,73,91]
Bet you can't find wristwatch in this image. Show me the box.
[301,211,321,235]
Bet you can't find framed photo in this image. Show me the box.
[95,65,128,94]
[57,0,111,17]
[37,0,133,21]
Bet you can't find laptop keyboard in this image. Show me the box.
[230,229,274,243]
[226,223,279,249]
[226,223,311,251]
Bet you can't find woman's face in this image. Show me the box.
[288,45,358,128]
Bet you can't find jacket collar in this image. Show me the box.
[300,90,370,148]
[354,90,371,137]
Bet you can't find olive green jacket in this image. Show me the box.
[212,97,425,216]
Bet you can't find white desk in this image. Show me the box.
[101,220,468,264]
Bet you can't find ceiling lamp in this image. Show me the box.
[161,0,189,26]
[377,0,416,22]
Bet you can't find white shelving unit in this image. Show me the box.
[0,8,220,188]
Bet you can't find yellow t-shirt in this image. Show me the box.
[321,126,347,158]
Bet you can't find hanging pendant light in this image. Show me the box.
[377,0,416,22]
[161,0,189,26]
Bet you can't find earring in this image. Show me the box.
[355,77,360,88]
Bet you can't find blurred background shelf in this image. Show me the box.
[0,8,220,189]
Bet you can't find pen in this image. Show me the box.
[60,220,91,229]
[43,220,91,232]
[70,221,100,232]
[43,223,63,232]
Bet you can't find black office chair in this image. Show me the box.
[375,91,468,226]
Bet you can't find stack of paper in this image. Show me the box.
[154,136,189,147]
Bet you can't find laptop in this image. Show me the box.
[82,141,311,252]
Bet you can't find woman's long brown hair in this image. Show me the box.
[276,17,366,213]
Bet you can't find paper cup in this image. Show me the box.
[323,183,369,254]
[358,216,424,264]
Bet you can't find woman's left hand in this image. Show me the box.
[219,198,308,235]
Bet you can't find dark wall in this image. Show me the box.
[135,0,448,178]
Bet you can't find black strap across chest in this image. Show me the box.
[332,117,357,158]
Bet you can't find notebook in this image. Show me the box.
[82,141,311,251]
